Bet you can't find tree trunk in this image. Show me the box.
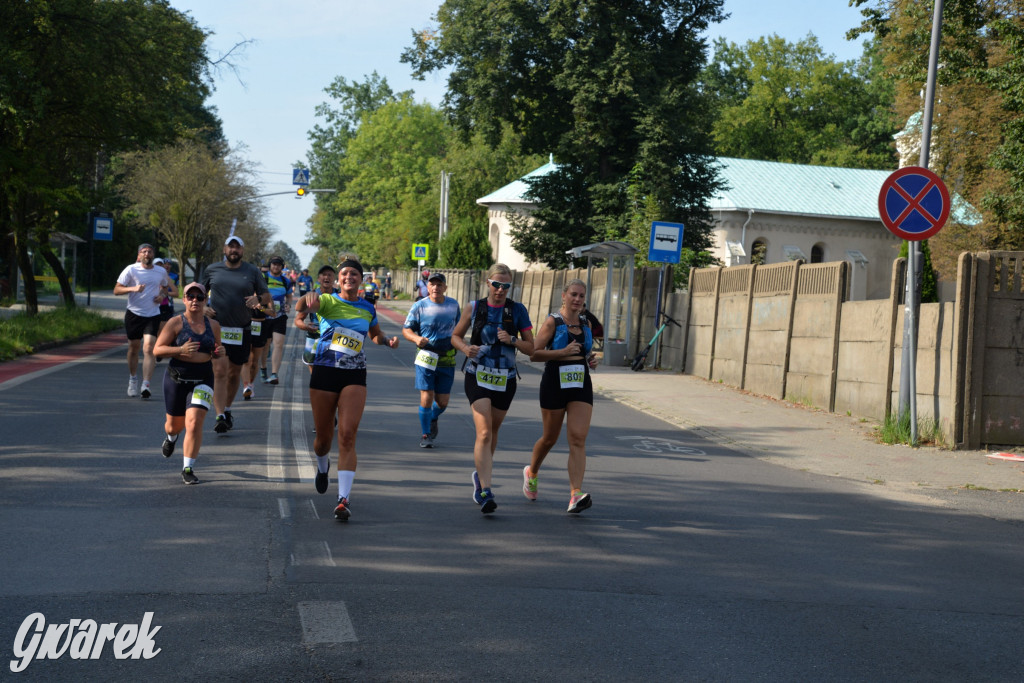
[14,228,38,316]
[37,244,76,308]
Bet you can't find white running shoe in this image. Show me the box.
[127,377,139,397]
[140,381,151,399]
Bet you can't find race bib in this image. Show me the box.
[250,320,262,336]
[190,384,213,410]
[475,365,509,392]
[415,349,439,370]
[559,364,585,389]
[329,326,364,356]
[221,326,243,346]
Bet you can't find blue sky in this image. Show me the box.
[170,0,872,268]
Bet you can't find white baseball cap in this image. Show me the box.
[225,235,245,247]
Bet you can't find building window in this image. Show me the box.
[489,223,500,261]
[751,239,767,265]
[811,243,825,263]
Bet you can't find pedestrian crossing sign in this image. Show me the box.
[292,168,310,186]
[411,244,429,261]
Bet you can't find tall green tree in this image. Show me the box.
[404,0,727,270]
[703,34,898,169]
[117,138,269,285]
[265,241,302,272]
[849,0,1022,277]
[0,0,219,313]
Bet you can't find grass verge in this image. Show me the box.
[876,410,948,448]
[0,306,122,361]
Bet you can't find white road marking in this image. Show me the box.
[298,600,357,643]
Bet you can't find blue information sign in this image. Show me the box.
[648,221,684,264]
[292,168,310,186]
[92,213,113,242]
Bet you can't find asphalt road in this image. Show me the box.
[2,307,1024,681]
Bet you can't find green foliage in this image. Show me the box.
[263,240,302,271]
[0,0,221,313]
[116,138,269,279]
[405,0,726,270]
[438,223,492,269]
[703,34,898,169]
[304,73,543,269]
[0,307,122,361]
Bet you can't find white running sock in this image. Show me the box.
[183,457,196,468]
[338,470,355,499]
[166,432,179,442]
[317,455,329,473]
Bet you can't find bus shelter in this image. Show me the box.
[566,240,636,366]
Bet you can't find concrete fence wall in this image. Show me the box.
[389,250,1024,448]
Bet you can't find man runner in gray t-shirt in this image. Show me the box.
[201,234,272,433]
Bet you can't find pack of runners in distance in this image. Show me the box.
[116,237,599,518]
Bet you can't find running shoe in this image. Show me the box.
[140,381,151,399]
[214,415,228,434]
[472,471,483,504]
[162,437,175,458]
[315,463,329,494]
[243,384,254,400]
[567,492,592,514]
[334,497,351,521]
[429,418,439,440]
[260,367,268,382]
[479,489,497,514]
[523,465,538,501]
[224,411,233,430]
[269,373,279,385]
[419,435,433,449]
[127,377,139,398]
[182,467,198,485]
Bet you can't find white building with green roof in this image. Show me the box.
[477,156,975,300]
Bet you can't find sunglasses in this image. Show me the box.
[185,292,206,301]
[488,279,512,291]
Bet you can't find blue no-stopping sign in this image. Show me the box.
[877,166,950,241]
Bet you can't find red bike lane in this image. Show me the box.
[0,331,126,387]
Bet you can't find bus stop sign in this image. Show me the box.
[877,166,950,241]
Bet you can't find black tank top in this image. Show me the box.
[175,314,216,354]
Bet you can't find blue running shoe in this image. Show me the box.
[472,471,483,504]
[479,488,497,514]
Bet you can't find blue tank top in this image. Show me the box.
[548,313,592,357]
[175,314,216,354]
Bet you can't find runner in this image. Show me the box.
[261,255,293,385]
[414,269,430,301]
[154,258,177,335]
[294,256,399,521]
[450,263,534,514]
[384,272,393,300]
[200,234,272,434]
[524,278,599,513]
[154,282,223,484]
[297,268,314,297]
[113,243,174,399]
[295,264,337,371]
[401,272,460,449]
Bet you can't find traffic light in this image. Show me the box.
[296,186,308,197]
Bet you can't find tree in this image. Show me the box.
[117,138,269,287]
[404,0,727,270]
[703,34,899,169]
[849,0,1022,277]
[0,0,220,313]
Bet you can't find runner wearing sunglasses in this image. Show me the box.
[154,282,224,484]
[450,263,534,514]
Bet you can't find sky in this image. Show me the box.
[170,0,872,269]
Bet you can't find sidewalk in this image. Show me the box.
[591,367,1024,499]
[377,298,1024,500]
